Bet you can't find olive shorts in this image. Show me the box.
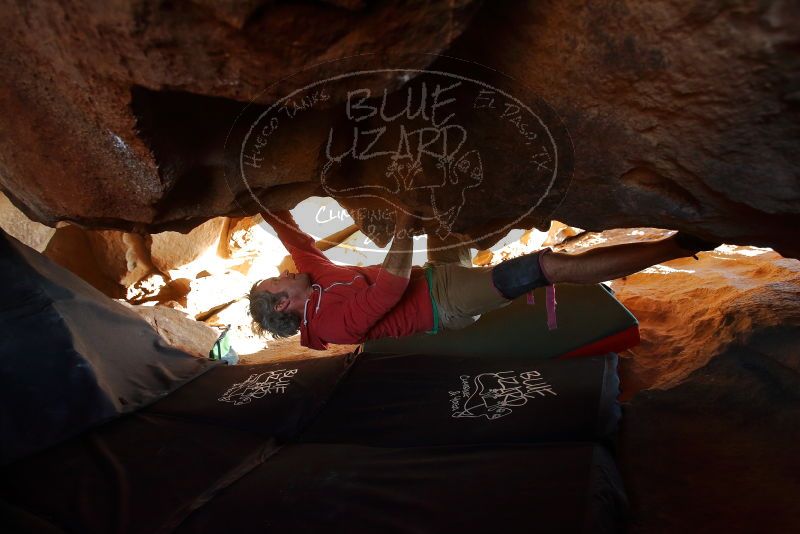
[426,263,511,330]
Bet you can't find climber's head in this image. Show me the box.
[248,270,311,338]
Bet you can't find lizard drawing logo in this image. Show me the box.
[452,370,557,420]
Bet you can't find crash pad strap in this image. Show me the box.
[528,286,559,330]
[546,284,558,330]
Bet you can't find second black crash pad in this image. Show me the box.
[301,352,621,447]
[175,442,627,534]
[363,282,639,359]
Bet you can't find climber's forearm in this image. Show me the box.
[382,232,414,279]
[381,212,419,278]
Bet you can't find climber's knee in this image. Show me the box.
[491,248,553,300]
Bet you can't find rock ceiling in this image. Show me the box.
[0,0,797,256]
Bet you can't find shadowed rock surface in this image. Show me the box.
[454,0,800,257]
[552,229,800,531]
[621,325,800,533]
[617,249,800,531]
[0,0,797,256]
[0,0,478,230]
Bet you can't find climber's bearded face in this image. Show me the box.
[256,271,311,301]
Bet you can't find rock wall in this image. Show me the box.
[621,324,800,532]
[613,246,800,393]
[1,189,247,313]
[451,0,800,257]
[550,227,800,531]
[0,191,55,252]
[86,231,154,287]
[1,1,797,256]
[0,0,478,230]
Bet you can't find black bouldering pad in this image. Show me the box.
[175,442,627,534]
[0,341,627,533]
[301,352,621,447]
[0,411,271,534]
[0,354,354,534]
[146,355,356,440]
[0,231,217,466]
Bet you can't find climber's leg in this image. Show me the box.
[490,232,719,298]
[428,263,510,330]
[433,232,718,328]
[539,232,718,285]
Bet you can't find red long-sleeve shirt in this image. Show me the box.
[262,211,434,350]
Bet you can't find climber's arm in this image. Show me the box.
[381,211,417,279]
[260,210,331,271]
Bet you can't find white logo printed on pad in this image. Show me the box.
[450,370,557,420]
[219,369,298,405]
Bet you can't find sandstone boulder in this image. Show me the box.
[611,246,800,393]
[125,272,169,303]
[150,217,228,273]
[542,221,582,248]
[444,0,800,257]
[86,231,154,287]
[0,0,478,231]
[239,335,357,366]
[1,1,796,258]
[226,216,262,259]
[554,229,800,531]
[0,191,55,252]
[128,304,219,359]
[43,226,124,298]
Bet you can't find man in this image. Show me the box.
[249,210,717,350]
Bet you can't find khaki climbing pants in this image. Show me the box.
[426,263,511,330]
